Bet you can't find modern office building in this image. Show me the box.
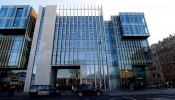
[150,34,175,86]
[23,5,152,92]
[0,5,37,90]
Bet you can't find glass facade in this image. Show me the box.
[7,36,24,66]
[119,13,150,39]
[104,21,120,89]
[0,5,36,68]
[21,6,152,90]
[112,15,152,87]
[0,5,30,29]
[51,7,110,89]
[43,7,153,89]
[0,5,37,90]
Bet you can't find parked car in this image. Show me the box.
[29,85,60,96]
[73,84,103,96]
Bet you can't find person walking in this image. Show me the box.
[8,85,15,97]
[71,85,74,93]
[130,84,134,91]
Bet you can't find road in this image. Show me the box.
[1,94,175,100]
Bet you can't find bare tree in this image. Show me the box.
[69,69,80,79]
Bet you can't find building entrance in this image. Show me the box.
[55,69,80,91]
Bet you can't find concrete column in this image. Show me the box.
[23,6,43,92]
[34,5,57,86]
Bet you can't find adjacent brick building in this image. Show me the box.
[150,34,175,86]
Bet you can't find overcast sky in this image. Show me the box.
[1,0,175,45]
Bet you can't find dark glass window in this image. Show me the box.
[8,36,24,66]
[129,25,134,34]
[0,8,6,17]
[45,86,52,90]
[16,8,23,18]
[3,8,8,17]
[124,25,129,35]
[5,19,10,27]
[138,15,143,24]
[134,25,138,35]
[31,85,38,89]
[13,19,20,27]
[0,19,2,27]
[125,15,130,23]
[13,8,23,27]
[129,15,134,23]
[133,15,138,23]
[8,8,16,17]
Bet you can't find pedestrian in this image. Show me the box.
[72,85,74,93]
[170,83,173,88]
[8,85,15,97]
[167,81,169,87]
[130,84,134,91]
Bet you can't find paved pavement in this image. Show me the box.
[104,88,175,96]
[0,88,175,98]
[124,94,175,100]
[0,94,175,100]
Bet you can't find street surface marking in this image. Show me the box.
[109,98,117,100]
[96,98,110,99]
[164,96,175,98]
[123,96,137,100]
[147,98,170,100]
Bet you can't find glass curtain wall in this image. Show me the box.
[104,21,119,89]
[112,14,152,88]
[0,5,30,29]
[8,36,24,66]
[51,7,152,89]
[51,5,112,90]
[119,13,150,38]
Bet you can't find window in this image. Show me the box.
[133,15,138,23]
[30,85,38,89]
[129,15,134,23]
[13,8,23,27]
[0,8,6,17]
[8,8,16,17]
[5,19,10,27]
[45,86,52,90]
[0,19,3,27]
[120,15,125,24]
[16,8,23,18]
[129,25,134,34]
[13,19,20,27]
[38,86,45,90]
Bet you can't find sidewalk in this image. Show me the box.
[0,90,77,97]
[0,88,175,97]
[104,88,175,96]
[0,91,29,98]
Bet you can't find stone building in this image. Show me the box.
[150,34,175,86]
